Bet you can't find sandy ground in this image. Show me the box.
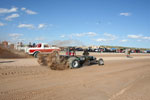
[0,53,150,100]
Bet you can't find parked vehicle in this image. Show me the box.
[134,49,140,53]
[87,48,95,52]
[94,48,100,52]
[76,47,83,51]
[116,48,125,53]
[103,48,112,52]
[110,48,117,52]
[144,50,150,53]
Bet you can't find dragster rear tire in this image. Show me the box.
[98,58,104,65]
[68,57,80,69]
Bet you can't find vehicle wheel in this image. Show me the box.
[34,52,40,58]
[68,57,80,69]
[98,58,104,65]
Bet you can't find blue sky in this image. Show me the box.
[0,0,150,48]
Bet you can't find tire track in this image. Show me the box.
[0,66,49,77]
[108,75,146,100]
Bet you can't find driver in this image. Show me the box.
[83,49,89,56]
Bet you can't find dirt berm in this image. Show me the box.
[0,46,31,58]
[38,51,69,70]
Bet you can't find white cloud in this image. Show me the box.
[142,36,150,40]
[120,39,128,42]
[9,33,23,37]
[21,7,37,15]
[128,35,142,39]
[0,22,5,26]
[120,12,131,16]
[18,23,48,29]
[60,35,65,38]
[74,33,85,37]
[9,33,23,41]
[18,24,34,29]
[26,9,37,15]
[104,33,113,37]
[0,7,17,14]
[38,24,46,29]
[128,34,150,40]
[104,33,117,40]
[96,38,107,42]
[72,32,98,37]
[5,13,19,21]
[86,32,97,36]
[96,33,117,42]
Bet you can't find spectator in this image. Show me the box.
[125,49,131,57]
[33,43,36,47]
[83,49,89,56]
[28,42,32,47]
[20,42,23,47]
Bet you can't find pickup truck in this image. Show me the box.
[26,43,60,58]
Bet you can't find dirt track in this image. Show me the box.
[0,53,150,100]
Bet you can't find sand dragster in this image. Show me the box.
[37,47,104,70]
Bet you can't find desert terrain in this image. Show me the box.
[0,52,150,100]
